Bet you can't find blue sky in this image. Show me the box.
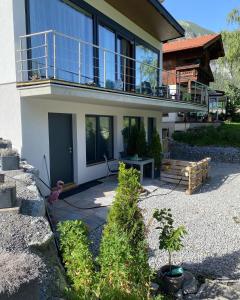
[164,0,240,32]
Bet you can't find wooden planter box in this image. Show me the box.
[161,158,211,195]
[0,156,19,171]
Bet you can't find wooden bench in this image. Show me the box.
[161,158,211,195]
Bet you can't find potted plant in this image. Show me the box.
[0,148,20,171]
[148,129,162,178]
[0,138,11,149]
[153,208,187,294]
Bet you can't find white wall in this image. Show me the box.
[20,98,162,189]
[0,0,26,84]
[0,0,26,149]
[0,84,22,150]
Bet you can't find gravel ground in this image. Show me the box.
[139,162,240,279]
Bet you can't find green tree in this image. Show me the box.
[148,129,162,171]
[153,209,187,268]
[98,163,151,299]
[213,8,240,89]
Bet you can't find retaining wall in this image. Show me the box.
[170,142,240,163]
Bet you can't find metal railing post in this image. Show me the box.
[53,31,56,79]
[103,50,106,88]
[78,42,81,84]
[19,38,23,81]
[45,32,48,79]
[140,64,142,93]
[194,82,197,102]
[166,70,169,98]
[123,57,126,92]
[179,73,181,100]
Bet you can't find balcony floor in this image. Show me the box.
[17,79,208,113]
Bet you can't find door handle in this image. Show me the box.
[68,147,73,154]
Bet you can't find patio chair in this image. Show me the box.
[141,81,153,95]
[104,154,119,177]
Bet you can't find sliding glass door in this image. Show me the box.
[27,0,94,83]
[98,25,115,88]
[117,36,134,92]
[135,44,159,94]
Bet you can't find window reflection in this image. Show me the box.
[98,25,115,88]
[86,115,113,164]
[136,45,159,94]
[27,0,93,83]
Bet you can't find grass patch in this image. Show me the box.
[173,123,240,148]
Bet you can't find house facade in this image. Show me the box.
[0,0,208,189]
[161,34,225,136]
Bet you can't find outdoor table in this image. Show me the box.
[120,157,154,183]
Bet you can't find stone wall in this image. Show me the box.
[170,141,240,163]
[0,158,66,299]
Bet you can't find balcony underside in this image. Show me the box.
[17,79,207,113]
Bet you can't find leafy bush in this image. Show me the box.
[172,123,240,147]
[153,209,187,267]
[57,220,96,300]
[148,129,162,170]
[98,163,151,299]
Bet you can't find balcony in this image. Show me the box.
[16,30,209,111]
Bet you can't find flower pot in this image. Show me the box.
[159,265,184,295]
[0,156,20,171]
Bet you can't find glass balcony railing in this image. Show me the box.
[17,30,210,106]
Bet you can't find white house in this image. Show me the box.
[0,0,208,189]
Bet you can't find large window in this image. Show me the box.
[26,0,160,92]
[123,116,142,131]
[27,0,93,83]
[98,25,116,88]
[86,115,114,164]
[136,45,159,94]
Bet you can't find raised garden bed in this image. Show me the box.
[161,158,211,195]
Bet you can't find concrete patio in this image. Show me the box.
[49,162,240,279]
[48,175,160,231]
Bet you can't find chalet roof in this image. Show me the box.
[163,34,223,54]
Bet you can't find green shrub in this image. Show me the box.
[122,124,148,157]
[98,163,151,299]
[148,129,162,170]
[172,123,240,147]
[57,220,96,300]
[136,123,148,157]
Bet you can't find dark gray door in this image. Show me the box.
[48,113,73,187]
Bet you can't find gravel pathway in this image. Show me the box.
[139,162,240,279]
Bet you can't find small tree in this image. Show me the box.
[148,129,162,171]
[98,163,151,299]
[153,208,187,268]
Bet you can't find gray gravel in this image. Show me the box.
[139,162,240,279]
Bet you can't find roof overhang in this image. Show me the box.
[104,0,185,42]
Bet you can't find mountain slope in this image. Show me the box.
[179,20,215,38]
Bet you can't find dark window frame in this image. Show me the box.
[85,114,114,165]
[25,0,160,87]
[148,117,156,143]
